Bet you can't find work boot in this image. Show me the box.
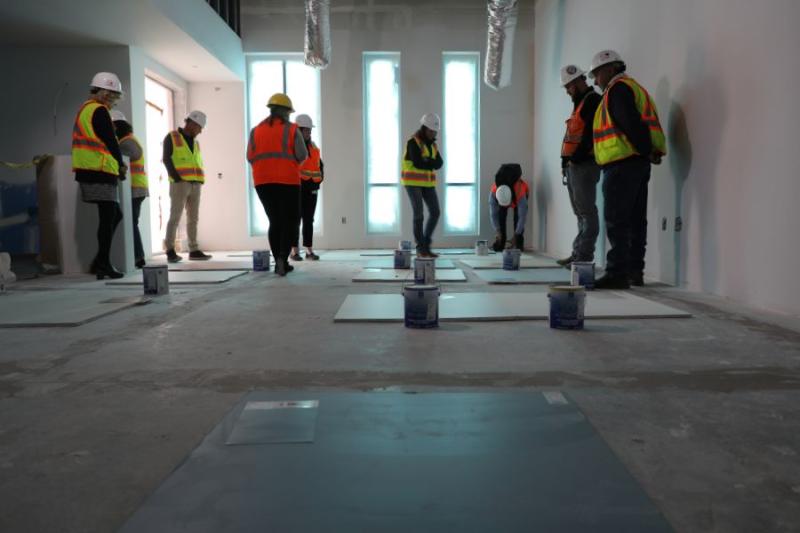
[306,251,320,261]
[166,249,182,263]
[290,252,303,261]
[594,274,631,290]
[94,260,124,280]
[556,255,574,267]
[285,263,295,273]
[630,272,645,287]
[274,258,287,276]
[189,250,212,261]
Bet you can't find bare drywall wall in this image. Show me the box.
[533,0,800,315]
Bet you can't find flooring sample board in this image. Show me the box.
[106,270,247,286]
[365,258,455,269]
[462,256,558,269]
[359,251,394,257]
[352,269,466,283]
[148,260,255,272]
[334,291,691,322]
[226,400,319,445]
[474,268,572,284]
[119,391,673,533]
[0,289,146,327]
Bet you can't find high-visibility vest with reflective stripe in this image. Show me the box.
[120,133,148,189]
[300,142,322,183]
[71,100,120,176]
[593,75,666,166]
[491,179,530,209]
[401,136,438,188]
[247,118,300,186]
[169,130,204,183]
[561,91,593,158]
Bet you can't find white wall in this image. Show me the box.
[194,3,535,250]
[533,0,800,315]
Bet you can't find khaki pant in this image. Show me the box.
[164,181,202,252]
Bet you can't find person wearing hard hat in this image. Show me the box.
[162,110,211,263]
[588,50,666,289]
[72,72,127,279]
[247,93,308,276]
[111,111,148,269]
[401,113,444,258]
[290,113,323,261]
[488,163,529,251]
[557,64,602,269]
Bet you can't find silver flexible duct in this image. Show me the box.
[304,0,332,69]
[484,0,518,90]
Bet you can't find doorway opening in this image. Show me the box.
[144,77,175,254]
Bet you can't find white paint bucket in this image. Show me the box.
[253,250,271,271]
[394,249,411,269]
[398,240,413,251]
[475,240,489,256]
[403,284,440,328]
[414,257,436,284]
[143,265,169,295]
[502,249,522,270]
[570,262,595,289]
[547,285,586,330]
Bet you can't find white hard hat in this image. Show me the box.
[90,72,123,93]
[560,64,586,87]
[588,50,623,78]
[186,110,207,128]
[420,113,441,132]
[110,110,127,122]
[495,185,512,207]
[295,114,314,128]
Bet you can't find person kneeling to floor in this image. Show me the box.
[489,163,529,252]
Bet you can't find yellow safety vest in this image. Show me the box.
[169,130,204,183]
[401,136,438,188]
[120,133,148,189]
[593,75,666,166]
[72,100,120,175]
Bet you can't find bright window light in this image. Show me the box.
[445,186,476,233]
[368,186,400,233]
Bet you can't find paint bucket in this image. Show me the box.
[398,240,413,251]
[547,285,586,330]
[502,249,522,270]
[414,257,436,284]
[253,250,271,271]
[394,249,411,269]
[570,261,595,290]
[403,284,440,328]
[142,265,169,295]
[475,240,489,256]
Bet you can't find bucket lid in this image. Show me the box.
[549,285,585,293]
[404,284,439,290]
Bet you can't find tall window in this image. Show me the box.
[246,54,322,236]
[442,52,480,234]
[363,52,401,234]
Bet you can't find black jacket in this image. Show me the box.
[405,134,443,171]
[74,105,124,184]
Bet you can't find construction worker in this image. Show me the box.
[488,163,529,251]
[111,111,148,269]
[557,64,602,269]
[247,93,308,276]
[290,113,323,261]
[401,113,443,258]
[72,72,126,279]
[162,110,211,263]
[589,50,666,289]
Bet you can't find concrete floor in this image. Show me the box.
[1,255,799,532]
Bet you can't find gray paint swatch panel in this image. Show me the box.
[474,268,572,284]
[0,289,144,327]
[353,269,466,282]
[365,258,455,269]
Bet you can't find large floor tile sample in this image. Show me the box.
[352,269,467,282]
[106,270,247,286]
[0,289,147,327]
[364,258,456,269]
[474,268,572,284]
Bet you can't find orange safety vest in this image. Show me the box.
[300,142,322,183]
[247,118,300,186]
[71,100,119,176]
[561,92,594,158]
[491,179,530,209]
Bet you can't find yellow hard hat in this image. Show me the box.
[267,93,294,112]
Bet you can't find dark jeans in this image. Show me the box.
[566,161,601,261]
[295,184,319,248]
[404,186,440,252]
[602,157,651,278]
[256,183,300,260]
[95,201,122,266]
[496,207,523,250]
[131,196,145,262]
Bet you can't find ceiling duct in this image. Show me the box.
[304,0,331,69]
[483,0,517,90]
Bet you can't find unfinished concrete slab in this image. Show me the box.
[461,256,559,269]
[118,391,672,533]
[475,268,572,284]
[106,270,248,286]
[333,291,691,322]
[0,289,147,327]
[352,269,467,283]
[365,258,455,269]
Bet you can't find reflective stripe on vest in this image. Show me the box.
[248,119,300,186]
[300,142,322,183]
[561,92,593,158]
[592,75,666,166]
[120,133,148,189]
[71,100,120,175]
[170,131,204,183]
[491,179,529,209]
[401,136,438,187]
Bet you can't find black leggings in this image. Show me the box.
[295,184,319,248]
[255,184,300,260]
[95,201,122,265]
[131,196,145,261]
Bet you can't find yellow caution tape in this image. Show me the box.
[0,155,53,169]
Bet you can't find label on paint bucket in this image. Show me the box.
[253,250,271,271]
[394,249,411,269]
[570,262,595,289]
[403,284,439,328]
[548,286,585,330]
[475,240,489,256]
[502,249,521,270]
[414,257,436,284]
[142,265,169,295]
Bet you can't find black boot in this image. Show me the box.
[95,259,124,280]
